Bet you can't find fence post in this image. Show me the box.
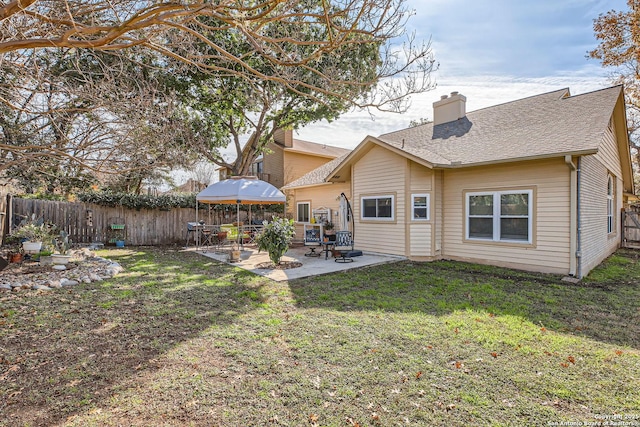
[2,194,12,243]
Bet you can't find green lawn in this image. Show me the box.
[1,247,638,426]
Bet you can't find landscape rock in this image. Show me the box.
[0,249,124,292]
[60,279,80,287]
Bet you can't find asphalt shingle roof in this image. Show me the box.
[379,86,621,166]
[285,86,623,188]
[282,153,349,189]
[288,138,351,158]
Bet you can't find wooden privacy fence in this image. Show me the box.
[2,195,274,246]
[623,210,640,249]
[4,196,203,246]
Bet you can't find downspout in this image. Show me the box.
[195,201,199,248]
[565,155,577,276]
[576,157,582,279]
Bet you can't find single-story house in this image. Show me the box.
[283,85,635,278]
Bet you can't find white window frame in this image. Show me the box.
[466,189,533,244]
[297,202,310,223]
[607,176,614,234]
[361,195,395,221]
[411,193,430,221]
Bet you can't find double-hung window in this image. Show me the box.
[466,190,532,243]
[607,176,614,234]
[361,195,394,220]
[297,202,310,223]
[411,194,430,220]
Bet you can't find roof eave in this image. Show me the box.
[611,87,635,194]
[282,181,335,191]
[283,147,341,159]
[434,149,599,169]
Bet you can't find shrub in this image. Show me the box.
[255,217,296,265]
[11,215,56,243]
[77,191,197,210]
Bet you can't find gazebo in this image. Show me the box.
[195,176,286,243]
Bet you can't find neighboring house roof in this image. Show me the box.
[286,85,632,190]
[215,133,349,173]
[282,138,351,158]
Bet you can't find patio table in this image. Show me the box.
[321,240,335,260]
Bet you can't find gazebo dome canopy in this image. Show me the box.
[196,176,286,205]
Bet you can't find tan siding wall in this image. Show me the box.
[442,159,571,274]
[263,144,285,188]
[290,183,350,240]
[408,162,434,256]
[409,164,432,191]
[283,152,334,185]
[409,223,432,254]
[435,171,443,254]
[353,145,407,255]
[579,155,622,276]
[594,119,623,178]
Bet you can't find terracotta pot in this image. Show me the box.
[9,252,23,263]
[229,249,241,262]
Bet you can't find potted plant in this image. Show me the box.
[51,231,72,266]
[255,217,296,266]
[38,249,53,265]
[8,251,23,263]
[324,221,336,241]
[113,230,125,247]
[11,221,53,254]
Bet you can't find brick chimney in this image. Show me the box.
[433,91,466,125]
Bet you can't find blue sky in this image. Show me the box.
[295,0,627,148]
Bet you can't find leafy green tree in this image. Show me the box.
[167,2,436,175]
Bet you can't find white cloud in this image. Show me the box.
[295,0,626,150]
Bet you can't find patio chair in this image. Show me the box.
[304,227,322,257]
[220,224,250,246]
[333,231,362,263]
[199,225,219,252]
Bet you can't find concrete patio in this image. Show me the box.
[189,244,405,281]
